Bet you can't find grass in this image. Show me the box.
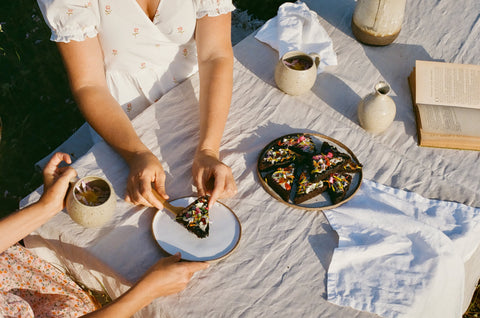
[1,1,479,316]
[0,1,84,217]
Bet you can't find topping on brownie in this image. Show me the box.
[259,147,297,171]
[265,164,296,202]
[277,134,316,155]
[342,161,363,173]
[310,153,351,182]
[175,196,210,238]
[327,173,353,204]
[294,171,328,204]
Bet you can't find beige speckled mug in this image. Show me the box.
[66,176,116,228]
[274,51,320,96]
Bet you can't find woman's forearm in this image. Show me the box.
[195,12,234,157]
[57,39,150,165]
[197,54,234,156]
[0,202,57,253]
[82,253,209,318]
[73,85,150,164]
[82,284,153,318]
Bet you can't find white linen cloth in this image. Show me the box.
[254,1,337,72]
[325,179,480,318]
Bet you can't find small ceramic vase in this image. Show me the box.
[352,0,406,46]
[357,81,396,134]
[274,51,320,96]
[66,176,116,228]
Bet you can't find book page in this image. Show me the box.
[417,104,480,137]
[415,60,480,109]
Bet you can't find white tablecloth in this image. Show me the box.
[21,0,480,317]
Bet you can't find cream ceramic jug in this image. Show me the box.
[357,81,396,133]
[352,0,406,46]
[274,51,320,96]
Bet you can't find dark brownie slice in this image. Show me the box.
[265,163,296,202]
[259,146,298,172]
[327,173,353,204]
[310,152,351,182]
[276,133,316,156]
[320,141,341,156]
[321,141,362,173]
[175,196,210,238]
[294,170,328,204]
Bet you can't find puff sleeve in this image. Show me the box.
[36,0,100,43]
[195,0,236,19]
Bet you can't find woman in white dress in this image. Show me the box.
[37,0,238,208]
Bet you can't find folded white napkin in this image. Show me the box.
[324,179,480,318]
[254,1,337,73]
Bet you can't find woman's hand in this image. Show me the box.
[192,149,237,207]
[0,152,77,252]
[39,152,77,213]
[136,252,209,299]
[125,151,169,209]
[81,253,209,317]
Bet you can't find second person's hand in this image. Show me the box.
[39,152,78,213]
[192,149,237,207]
[135,252,209,299]
[125,151,169,209]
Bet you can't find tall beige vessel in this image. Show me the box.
[352,0,406,46]
[357,81,396,134]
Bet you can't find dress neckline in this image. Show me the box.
[133,0,163,23]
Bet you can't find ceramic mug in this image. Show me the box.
[274,51,321,96]
[66,176,116,228]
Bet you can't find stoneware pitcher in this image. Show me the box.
[357,81,396,134]
[274,51,320,96]
[352,0,406,46]
[66,175,116,228]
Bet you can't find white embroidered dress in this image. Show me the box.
[37,0,235,119]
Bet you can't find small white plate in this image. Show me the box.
[152,197,241,261]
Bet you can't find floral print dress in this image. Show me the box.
[36,0,236,120]
[0,245,97,317]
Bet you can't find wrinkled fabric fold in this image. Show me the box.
[324,179,480,317]
[254,1,337,72]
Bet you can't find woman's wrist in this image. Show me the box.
[121,147,152,166]
[195,146,219,159]
[35,197,63,218]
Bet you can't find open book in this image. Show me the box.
[408,60,480,151]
